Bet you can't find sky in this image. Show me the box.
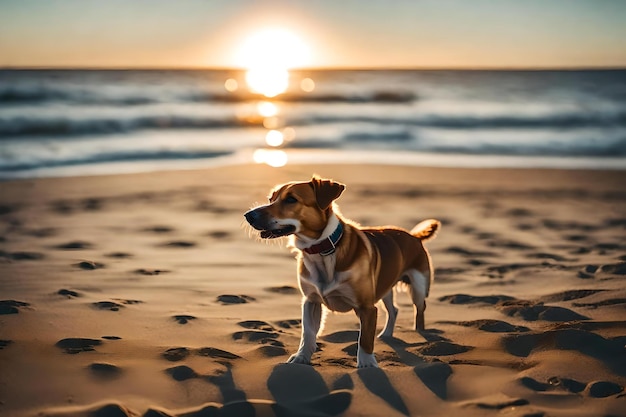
[1,0,625,69]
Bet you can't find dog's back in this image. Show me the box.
[358,220,439,301]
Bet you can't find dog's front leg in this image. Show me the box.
[356,306,378,368]
[287,299,322,365]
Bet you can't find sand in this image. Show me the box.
[0,163,625,417]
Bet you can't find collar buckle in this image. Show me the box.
[303,222,343,256]
[319,240,337,256]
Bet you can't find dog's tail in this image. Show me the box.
[411,219,441,241]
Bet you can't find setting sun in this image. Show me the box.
[235,28,311,97]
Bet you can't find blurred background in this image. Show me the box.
[1,0,625,178]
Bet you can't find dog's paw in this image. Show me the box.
[287,353,311,365]
[356,351,378,368]
[357,360,379,368]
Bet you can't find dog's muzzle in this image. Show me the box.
[244,208,296,239]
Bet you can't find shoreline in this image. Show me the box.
[2,149,625,181]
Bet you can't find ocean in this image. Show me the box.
[1,69,625,178]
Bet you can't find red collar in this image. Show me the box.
[303,222,344,256]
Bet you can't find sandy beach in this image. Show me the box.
[1,163,625,417]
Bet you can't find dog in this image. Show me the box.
[244,176,440,368]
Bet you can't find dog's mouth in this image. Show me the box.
[259,225,297,239]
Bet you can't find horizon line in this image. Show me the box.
[2,65,626,72]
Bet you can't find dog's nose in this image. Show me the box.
[244,209,259,224]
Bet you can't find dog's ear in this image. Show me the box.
[310,175,345,210]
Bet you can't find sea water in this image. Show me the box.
[1,69,625,178]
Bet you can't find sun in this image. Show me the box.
[234,28,311,97]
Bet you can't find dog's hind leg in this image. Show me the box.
[406,269,428,331]
[377,290,398,338]
[287,300,322,365]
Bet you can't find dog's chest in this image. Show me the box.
[299,255,357,312]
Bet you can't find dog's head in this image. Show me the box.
[244,176,345,240]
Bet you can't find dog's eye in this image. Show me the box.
[283,195,298,204]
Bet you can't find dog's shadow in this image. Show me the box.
[379,330,453,401]
[202,330,451,417]
[205,363,352,417]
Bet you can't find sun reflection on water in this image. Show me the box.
[253,149,288,167]
[227,28,315,167]
[246,68,289,98]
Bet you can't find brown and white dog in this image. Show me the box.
[244,176,440,368]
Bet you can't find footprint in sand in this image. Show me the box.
[540,289,605,302]
[520,376,586,393]
[526,252,574,262]
[444,246,496,257]
[578,264,599,278]
[257,345,288,357]
[143,225,175,233]
[496,300,589,322]
[0,300,30,314]
[542,219,598,232]
[55,241,93,250]
[232,330,280,342]
[105,252,133,259]
[2,251,45,261]
[440,294,590,322]
[471,398,529,410]
[503,328,625,360]
[237,320,276,332]
[440,319,530,333]
[438,294,514,305]
[605,217,626,227]
[486,239,534,250]
[133,268,170,276]
[275,319,301,329]
[265,285,300,295]
[172,314,196,324]
[600,262,626,275]
[73,260,105,270]
[165,365,198,381]
[88,363,122,379]
[82,198,103,211]
[55,338,102,354]
[57,289,81,298]
[232,330,283,347]
[197,347,241,360]
[585,381,624,398]
[415,341,473,356]
[50,200,74,214]
[160,240,196,248]
[92,301,124,311]
[217,294,255,304]
[573,298,626,308]
[162,347,190,361]
[520,376,624,397]
[206,230,231,239]
[506,208,534,217]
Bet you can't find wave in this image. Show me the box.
[291,112,626,130]
[0,85,416,106]
[0,115,260,137]
[421,139,626,157]
[3,109,626,138]
[0,149,232,172]
[0,86,160,106]
[284,132,626,157]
